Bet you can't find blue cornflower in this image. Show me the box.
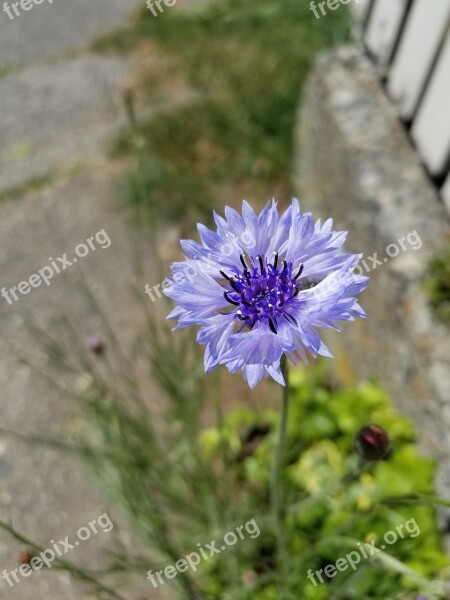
[164,199,368,388]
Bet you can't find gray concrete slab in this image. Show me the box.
[0,0,143,69]
[0,54,132,193]
[0,0,217,70]
[0,1,207,597]
[0,163,169,599]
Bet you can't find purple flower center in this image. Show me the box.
[221,253,303,333]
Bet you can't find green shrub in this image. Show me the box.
[425,246,450,325]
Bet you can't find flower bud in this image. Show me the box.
[87,336,104,354]
[355,424,391,461]
[119,85,133,100]
[18,550,34,565]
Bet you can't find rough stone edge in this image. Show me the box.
[294,45,450,516]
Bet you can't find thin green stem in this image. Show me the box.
[271,356,290,594]
[271,356,290,526]
[381,493,450,509]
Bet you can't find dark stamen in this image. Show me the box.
[269,318,277,334]
[221,252,302,332]
[224,291,239,306]
[230,278,241,293]
[294,264,304,280]
[257,255,265,273]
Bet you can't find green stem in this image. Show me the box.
[271,356,289,525]
[381,493,450,508]
[271,356,290,592]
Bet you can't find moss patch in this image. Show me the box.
[425,246,450,325]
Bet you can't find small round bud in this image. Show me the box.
[87,336,104,354]
[18,550,34,565]
[355,424,391,461]
[119,85,133,99]
[242,570,257,588]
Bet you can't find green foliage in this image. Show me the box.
[425,246,450,325]
[197,366,447,599]
[106,0,351,226]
